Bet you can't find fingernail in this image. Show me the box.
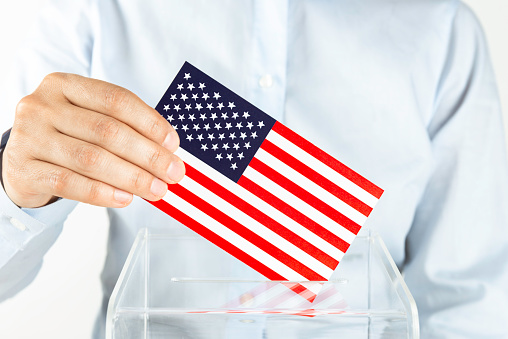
[114,189,132,205]
[162,131,179,152]
[150,177,167,198]
[167,160,186,182]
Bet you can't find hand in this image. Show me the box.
[1,73,185,208]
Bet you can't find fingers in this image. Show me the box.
[41,73,174,147]
[32,132,171,201]
[23,159,133,208]
[50,102,185,183]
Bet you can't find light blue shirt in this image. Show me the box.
[1,0,507,338]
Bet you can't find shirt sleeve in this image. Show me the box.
[403,2,508,338]
[0,0,93,301]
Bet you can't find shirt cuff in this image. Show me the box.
[0,186,78,249]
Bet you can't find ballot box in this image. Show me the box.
[106,228,419,338]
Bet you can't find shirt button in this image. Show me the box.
[258,74,273,88]
[10,217,26,231]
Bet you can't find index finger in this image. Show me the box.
[49,73,178,150]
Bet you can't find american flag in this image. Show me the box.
[151,62,383,289]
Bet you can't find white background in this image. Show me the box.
[0,1,507,338]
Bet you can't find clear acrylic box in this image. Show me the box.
[106,228,419,338]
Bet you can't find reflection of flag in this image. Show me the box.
[152,62,383,283]
[224,282,347,311]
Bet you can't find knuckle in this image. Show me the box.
[74,144,102,169]
[146,118,166,143]
[47,169,71,196]
[93,117,121,144]
[129,170,149,192]
[104,86,131,112]
[147,148,167,168]
[86,181,103,202]
[15,95,39,119]
[44,72,67,83]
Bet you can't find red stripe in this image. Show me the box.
[272,121,384,199]
[249,157,362,235]
[184,164,338,270]
[166,184,326,281]
[149,199,285,280]
[287,283,319,303]
[260,139,373,217]
[237,176,350,253]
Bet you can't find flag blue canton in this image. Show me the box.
[156,62,276,182]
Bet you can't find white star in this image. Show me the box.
[203,123,211,131]
[228,102,236,109]
[218,133,225,140]
[216,153,223,161]
[182,124,189,132]
[184,73,191,80]
[233,143,240,150]
[212,144,218,151]
[222,143,230,150]
[201,144,208,151]
[251,131,258,139]
[167,115,174,122]
[185,104,192,111]
[217,102,224,110]
[240,132,247,140]
[213,92,221,100]
[188,114,196,121]
[197,134,204,141]
[207,133,215,140]
[231,163,238,170]
[229,132,236,140]
[202,93,210,100]
[178,114,185,121]
[170,94,177,101]
[258,121,265,128]
[173,125,178,130]
[210,113,218,120]
[195,103,203,111]
[232,112,239,119]
[214,123,221,130]
[221,112,228,120]
[236,122,243,129]
[186,134,193,142]
[237,152,244,160]
[198,82,206,90]
[244,142,251,149]
[177,84,184,90]
[192,93,199,100]
[181,93,188,101]
[174,104,181,112]
[243,112,250,119]
[193,124,200,131]
[246,122,254,129]
[187,83,195,91]
[206,103,214,110]
[226,153,233,161]
[225,122,232,130]
[200,113,207,120]
[163,104,170,111]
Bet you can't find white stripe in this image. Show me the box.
[243,166,356,244]
[243,284,293,308]
[267,130,379,207]
[162,189,306,281]
[178,176,333,279]
[255,147,368,226]
[175,148,345,262]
